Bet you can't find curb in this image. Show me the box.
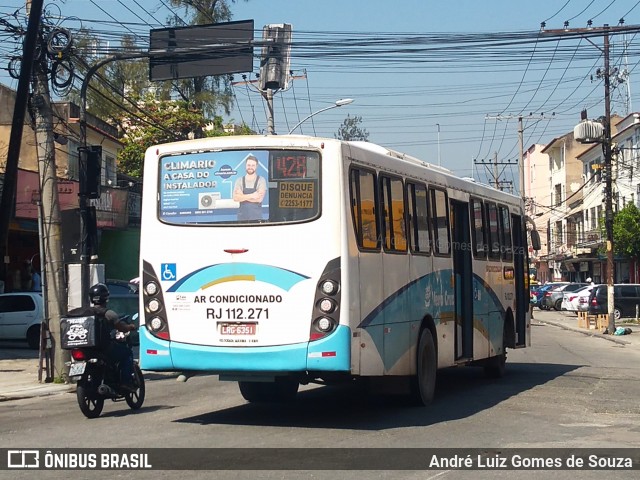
[0,384,75,402]
[537,320,632,346]
[0,370,177,402]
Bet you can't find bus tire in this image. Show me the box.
[410,328,437,406]
[239,377,299,403]
[484,323,508,378]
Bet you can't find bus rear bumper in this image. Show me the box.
[140,325,351,373]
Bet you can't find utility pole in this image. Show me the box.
[263,89,275,135]
[603,28,616,334]
[32,25,68,383]
[551,23,624,334]
[258,24,291,134]
[518,116,524,201]
[473,152,517,191]
[485,113,550,200]
[232,72,307,134]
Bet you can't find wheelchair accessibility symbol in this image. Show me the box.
[161,263,176,281]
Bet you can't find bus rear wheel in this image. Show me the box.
[238,377,299,403]
[410,328,437,406]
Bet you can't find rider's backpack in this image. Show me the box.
[60,306,110,350]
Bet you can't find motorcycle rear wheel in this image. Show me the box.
[125,363,145,410]
[77,372,104,419]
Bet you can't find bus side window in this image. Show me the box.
[380,175,407,252]
[430,188,450,256]
[470,198,486,258]
[486,202,501,260]
[407,182,431,255]
[499,205,513,261]
[349,168,380,250]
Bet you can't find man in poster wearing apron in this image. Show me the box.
[233,154,267,221]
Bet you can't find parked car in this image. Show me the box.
[587,283,640,320]
[541,283,588,311]
[532,282,569,309]
[562,285,596,314]
[0,292,44,349]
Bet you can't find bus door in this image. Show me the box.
[451,200,473,360]
[511,214,527,347]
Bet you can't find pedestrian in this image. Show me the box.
[20,261,32,291]
[31,268,41,292]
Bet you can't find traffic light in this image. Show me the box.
[79,145,102,199]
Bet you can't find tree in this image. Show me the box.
[613,202,640,259]
[65,1,252,179]
[116,97,208,178]
[115,95,252,178]
[335,114,369,141]
[67,33,160,123]
[68,1,249,130]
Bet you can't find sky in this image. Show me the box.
[1,0,640,190]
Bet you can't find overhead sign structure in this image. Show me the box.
[149,20,254,81]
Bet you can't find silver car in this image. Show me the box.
[542,283,588,311]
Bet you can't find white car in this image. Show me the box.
[0,292,45,349]
[562,285,594,314]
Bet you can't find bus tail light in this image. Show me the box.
[142,261,171,341]
[310,258,341,341]
[318,298,336,314]
[311,317,336,340]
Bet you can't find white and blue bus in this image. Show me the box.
[139,135,539,404]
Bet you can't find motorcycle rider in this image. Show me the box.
[88,283,137,392]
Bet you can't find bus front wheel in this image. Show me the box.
[238,377,299,403]
[410,328,437,406]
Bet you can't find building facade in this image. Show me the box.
[0,84,141,292]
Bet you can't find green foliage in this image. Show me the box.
[67,33,156,123]
[335,114,369,141]
[115,97,253,177]
[64,1,255,178]
[116,97,208,177]
[613,203,640,258]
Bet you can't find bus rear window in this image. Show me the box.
[158,149,320,225]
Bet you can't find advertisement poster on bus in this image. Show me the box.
[159,150,270,223]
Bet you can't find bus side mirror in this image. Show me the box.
[530,230,541,251]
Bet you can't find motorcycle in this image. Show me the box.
[66,315,145,418]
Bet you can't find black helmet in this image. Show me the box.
[89,283,110,305]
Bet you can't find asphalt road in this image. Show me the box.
[1,310,639,479]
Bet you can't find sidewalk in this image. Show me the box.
[532,308,640,347]
[0,345,74,402]
[1,311,638,402]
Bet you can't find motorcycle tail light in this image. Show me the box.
[71,349,86,360]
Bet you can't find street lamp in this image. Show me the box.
[288,98,354,134]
